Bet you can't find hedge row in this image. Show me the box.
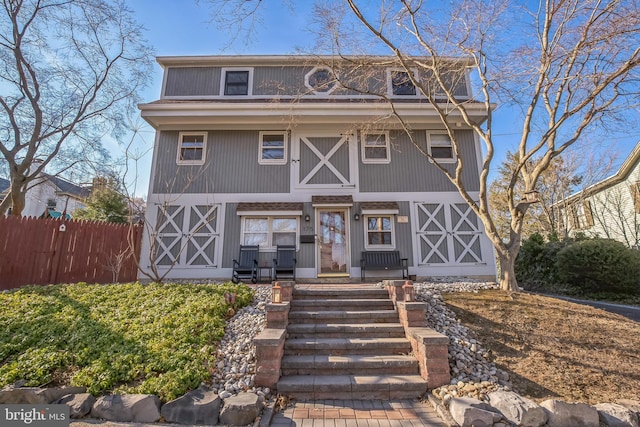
[515,234,640,297]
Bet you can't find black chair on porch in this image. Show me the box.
[231,245,259,284]
[273,245,297,281]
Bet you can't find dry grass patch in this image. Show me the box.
[442,290,640,405]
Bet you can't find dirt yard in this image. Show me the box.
[442,290,640,405]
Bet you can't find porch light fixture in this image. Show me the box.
[272,282,282,303]
[353,213,360,221]
[403,280,415,302]
[304,214,310,222]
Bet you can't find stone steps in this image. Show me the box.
[286,322,406,338]
[277,285,427,400]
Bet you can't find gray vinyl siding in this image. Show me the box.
[164,67,220,96]
[359,130,479,192]
[152,131,290,194]
[349,201,413,267]
[162,65,468,98]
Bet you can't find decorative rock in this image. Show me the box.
[618,400,640,417]
[449,397,502,427]
[56,393,96,419]
[161,386,221,425]
[219,392,261,426]
[489,390,547,427]
[540,399,599,427]
[0,387,47,404]
[91,394,161,423]
[595,403,640,427]
[38,386,87,403]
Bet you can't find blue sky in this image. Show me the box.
[124,0,638,197]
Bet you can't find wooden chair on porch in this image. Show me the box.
[273,245,297,281]
[231,245,259,284]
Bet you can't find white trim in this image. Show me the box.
[236,210,302,216]
[387,68,419,97]
[304,66,339,96]
[176,131,207,165]
[363,214,396,251]
[220,67,254,97]
[360,131,391,164]
[426,131,456,163]
[258,131,288,165]
[361,208,399,215]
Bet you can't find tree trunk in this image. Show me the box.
[497,252,519,291]
[9,180,26,216]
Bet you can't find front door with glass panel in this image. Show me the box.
[317,210,350,276]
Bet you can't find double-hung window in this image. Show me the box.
[361,131,390,164]
[427,132,455,163]
[364,215,395,249]
[222,68,252,96]
[242,217,298,249]
[259,132,287,165]
[177,132,206,164]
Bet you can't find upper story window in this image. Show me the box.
[259,131,287,165]
[46,198,57,209]
[388,69,418,96]
[361,131,390,164]
[427,132,455,163]
[221,68,252,96]
[305,67,338,95]
[177,132,207,165]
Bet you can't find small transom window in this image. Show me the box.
[259,132,287,165]
[177,132,206,164]
[361,131,390,164]
[427,132,455,163]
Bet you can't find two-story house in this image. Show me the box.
[138,55,496,281]
[557,141,640,247]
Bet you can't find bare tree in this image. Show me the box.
[0,0,153,216]
[303,0,640,291]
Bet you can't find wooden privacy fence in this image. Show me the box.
[0,215,142,290]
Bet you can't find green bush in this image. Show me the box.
[556,239,640,296]
[0,282,254,401]
[515,233,567,289]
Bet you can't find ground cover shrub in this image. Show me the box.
[556,239,640,296]
[0,282,253,401]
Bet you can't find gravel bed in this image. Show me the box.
[210,281,510,404]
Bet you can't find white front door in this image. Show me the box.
[317,209,350,277]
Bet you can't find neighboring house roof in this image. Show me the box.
[45,174,91,199]
[560,141,640,204]
[0,177,9,193]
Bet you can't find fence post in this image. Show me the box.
[49,220,66,285]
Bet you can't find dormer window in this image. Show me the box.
[305,67,338,95]
[388,69,418,96]
[221,68,252,96]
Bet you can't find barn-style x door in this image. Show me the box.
[292,132,357,189]
[153,204,220,268]
[414,202,484,265]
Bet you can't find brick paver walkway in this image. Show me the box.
[267,399,445,426]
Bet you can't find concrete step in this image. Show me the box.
[281,354,419,376]
[287,309,400,324]
[293,288,389,300]
[290,298,394,311]
[284,337,412,356]
[277,374,428,400]
[286,322,406,339]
